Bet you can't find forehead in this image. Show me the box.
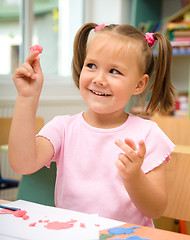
[87,33,139,60]
[87,32,146,74]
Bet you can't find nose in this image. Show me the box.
[92,71,107,87]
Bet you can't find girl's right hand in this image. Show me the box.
[13,51,44,99]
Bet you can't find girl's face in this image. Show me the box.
[79,34,148,117]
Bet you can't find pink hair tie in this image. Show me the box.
[94,23,105,32]
[145,32,156,47]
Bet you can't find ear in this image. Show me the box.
[133,74,149,95]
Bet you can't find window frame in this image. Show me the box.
[0,0,84,100]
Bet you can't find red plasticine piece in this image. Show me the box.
[30,45,43,53]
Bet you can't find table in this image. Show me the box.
[100,222,190,239]
[0,200,190,240]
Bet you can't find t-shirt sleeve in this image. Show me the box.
[141,122,175,173]
[36,116,64,167]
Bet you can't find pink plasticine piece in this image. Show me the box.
[80,223,86,228]
[30,45,43,53]
[13,210,27,218]
[13,210,29,220]
[22,214,29,220]
[0,208,29,220]
[44,220,75,230]
[44,219,50,223]
[0,209,15,214]
[29,222,37,227]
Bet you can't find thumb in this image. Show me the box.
[137,140,146,159]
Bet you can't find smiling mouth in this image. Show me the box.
[90,90,111,96]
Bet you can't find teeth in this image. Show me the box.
[91,90,110,96]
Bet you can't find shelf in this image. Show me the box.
[172,49,190,56]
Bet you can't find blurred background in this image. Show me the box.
[0,0,190,234]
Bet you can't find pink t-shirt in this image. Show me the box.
[37,112,175,227]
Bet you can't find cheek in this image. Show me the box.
[79,70,89,88]
[79,72,85,90]
[113,81,136,101]
[79,73,88,97]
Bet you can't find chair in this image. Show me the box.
[0,117,18,189]
[17,162,56,207]
[17,117,56,207]
[0,117,45,190]
[0,116,45,145]
[151,114,190,233]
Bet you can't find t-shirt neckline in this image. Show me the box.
[79,112,131,133]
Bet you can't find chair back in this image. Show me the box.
[0,116,44,145]
[0,118,12,145]
[151,115,190,145]
[151,115,190,221]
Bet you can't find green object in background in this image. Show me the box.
[0,145,8,152]
[131,0,162,27]
[17,162,56,207]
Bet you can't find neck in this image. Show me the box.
[83,109,128,129]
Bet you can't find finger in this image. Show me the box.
[115,139,133,153]
[25,51,40,65]
[21,63,36,80]
[13,65,32,79]
[33,56,43,76]
[115,139,136,159]
[115,158,126,172]
[22,62,35,74]
[137,140,146,158]
[118,152,132,165]
[124,138,137,151]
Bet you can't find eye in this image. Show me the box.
[87,63,96,69]
[110,69,121,75]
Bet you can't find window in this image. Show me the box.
[0,0,84,78]
[0,0,21,75]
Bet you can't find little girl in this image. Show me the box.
[9,23,175,227]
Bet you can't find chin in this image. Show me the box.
[90,107,114,115]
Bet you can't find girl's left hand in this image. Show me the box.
[115,138,146,181]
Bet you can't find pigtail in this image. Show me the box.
[146,33,175,113]
[72,23,98,88]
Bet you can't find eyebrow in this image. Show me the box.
[85,55,129,73]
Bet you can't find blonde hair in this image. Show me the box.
[72,23,175,113]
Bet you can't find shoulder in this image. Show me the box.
[37,112,82,138]
[128,114,157,131]
[47,112,82,127]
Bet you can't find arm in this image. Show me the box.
[115,138,167,219]
[8,51,54,175]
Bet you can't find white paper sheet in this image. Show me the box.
[0,200,100,240]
